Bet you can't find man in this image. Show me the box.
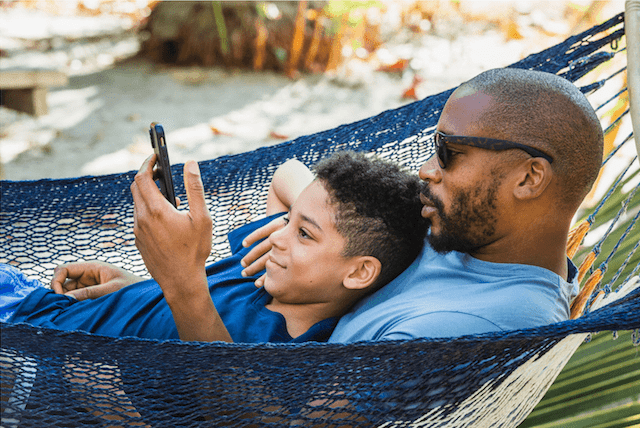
[331,68,603,341]
[242,68,604,342]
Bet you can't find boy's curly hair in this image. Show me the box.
[314,151,428,289]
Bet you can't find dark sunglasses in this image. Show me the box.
[434,131,554,169]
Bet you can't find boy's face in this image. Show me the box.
[263,180,354,305]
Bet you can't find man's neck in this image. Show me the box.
[471,226,570,280]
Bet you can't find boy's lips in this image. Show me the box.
[267,254,285,269]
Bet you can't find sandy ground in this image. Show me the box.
[0,1,629,181]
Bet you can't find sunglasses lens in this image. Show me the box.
[435,134,447,168]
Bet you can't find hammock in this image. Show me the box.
[1,11,639,428]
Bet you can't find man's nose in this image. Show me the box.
[419,156,442,183]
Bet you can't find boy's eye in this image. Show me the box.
[298,228,311,239]
[282,216,290,225]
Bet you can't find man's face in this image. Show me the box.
[420,172,502,254]
[419,88,507,254]
[262,180,355,304]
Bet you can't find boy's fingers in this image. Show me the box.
[242,215,285,248]
[51,263,92,293]
[132,155,158,202]
[184,161,210,222]
[241,239,272,267]
[241,252,269,277]
[65,287,92,301]
[131,155,158,223]
[51,266,70,294]
[65,283,111,301]
[254,274,266,288]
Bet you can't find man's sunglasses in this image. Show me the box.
[434,131,554,169]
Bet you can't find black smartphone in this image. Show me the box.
[149,122,177,207]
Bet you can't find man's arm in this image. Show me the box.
[130,155,232,342]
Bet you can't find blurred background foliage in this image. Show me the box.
[11,0,615,77]
[137,0,619,78]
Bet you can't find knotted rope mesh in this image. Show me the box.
[1,12,639,427]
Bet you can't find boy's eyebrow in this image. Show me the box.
[299,213,322,232]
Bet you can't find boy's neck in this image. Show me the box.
[266,299,345,339]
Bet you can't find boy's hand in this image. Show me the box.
[130,156,212,300]
[51,261,143,300]
[131,156,230,342]
[240,214,287,283]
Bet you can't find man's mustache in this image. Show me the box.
[419,182,444,213]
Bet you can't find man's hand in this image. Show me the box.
[240,214,287,287]
[51,261,144,300]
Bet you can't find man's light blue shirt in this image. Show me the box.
[329,239,579,343]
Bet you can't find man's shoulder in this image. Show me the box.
[328,245,576,343]
[373,311,504,341]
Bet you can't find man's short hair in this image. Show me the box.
[314,151,428,288]
[461,68,604,209]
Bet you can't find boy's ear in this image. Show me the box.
[343,257,381,291]
[513,157,553,200]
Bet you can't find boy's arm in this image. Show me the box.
[241,159,314,280]
[266,159,314,215]
[131,156,232,342]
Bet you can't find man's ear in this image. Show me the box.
[513,158,553,200]
[343,257,382,291]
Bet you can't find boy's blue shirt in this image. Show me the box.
[7,213,337,343]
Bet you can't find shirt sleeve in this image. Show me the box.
[379,311,504,341]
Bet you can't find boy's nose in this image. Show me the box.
[269,226,287,250]
[419,156,442,183]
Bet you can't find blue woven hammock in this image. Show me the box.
[1,13,639,427]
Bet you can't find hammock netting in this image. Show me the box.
[1,12,639,427]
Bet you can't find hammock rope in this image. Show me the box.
[1,11,639,428]
[582,205,640,315]
[594,83,627,112]
[570,158,639,318]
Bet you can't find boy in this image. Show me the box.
[1,151,427,343]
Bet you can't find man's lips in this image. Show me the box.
[420,193,437,219]
[420,193,433,206]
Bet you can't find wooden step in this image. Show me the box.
[0,69,68,116]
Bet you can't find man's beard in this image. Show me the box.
[420,179,500,255]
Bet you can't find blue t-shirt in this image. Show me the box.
[328,239,579,343]
[7,214,337,343]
